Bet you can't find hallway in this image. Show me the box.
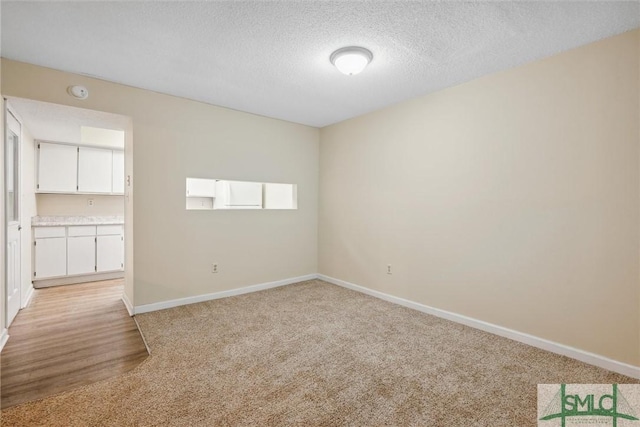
[1,279,148,409]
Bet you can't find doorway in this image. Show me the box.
[1,97,134,327]
[1,98,142,407]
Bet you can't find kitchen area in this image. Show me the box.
[31,139,125,288]
[6,97,129,314]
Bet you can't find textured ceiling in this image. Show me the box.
[1,1,639,127]
[8,97,128,147]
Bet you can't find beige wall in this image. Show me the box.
[80,126,124,148]
[319,30,640,366]
[1,59,319,307]
[36,194,124,217]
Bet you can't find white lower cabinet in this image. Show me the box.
[67,236,96,275]
[34,237,67,279]
[67,226,97,275]
[97,225,124,272]
[97,235,123,272]
[33,224,124,282]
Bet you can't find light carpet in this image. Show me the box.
[1,279,636,426]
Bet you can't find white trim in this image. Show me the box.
[121,292,134,317]
[318,274,640,380]
[21,284,34,308]
[133,315,151,355]
[133,274,317,315]
[34,271,124,288]
[34,139,124,153]
[0,328,8,352]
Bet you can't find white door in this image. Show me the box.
[34,237,67,279]
[37,142,78,192]
[97,235,123,272]
[78,147,112,193]
[5,111,21,325]
[112,151,125,194]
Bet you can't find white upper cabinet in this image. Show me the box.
[186,178,216,197]
[37,141,124,194]
[187,178,298,211]
[230,181,262,206]
[112,151,125,194]
[37,142,78,192]
[78,147,113,193]
[214,180,263,209]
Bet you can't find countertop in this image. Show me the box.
[31,216,125,227]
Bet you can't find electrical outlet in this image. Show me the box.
[87,198,94,207]
[387,264,392,275]
[212,263,218,273]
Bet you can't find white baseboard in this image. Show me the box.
[21,285,34,308]
[0,328,8,353]
[34,271,125,288]
[121,292,134,317]
[133,274,318,315]
[318,274,640,380]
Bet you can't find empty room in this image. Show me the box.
[0,1,639,426]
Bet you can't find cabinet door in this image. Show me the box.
[34,237,67,279]
[67,236,96,275]
[37,142,78,193]
[78,147,112,193]
[97,235,124,272]
[228,181,262,208]
[186,178,216,197]
[112,151,125,194]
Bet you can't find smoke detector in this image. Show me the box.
[67,85,89,100]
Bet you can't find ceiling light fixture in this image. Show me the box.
[330,46,373,76]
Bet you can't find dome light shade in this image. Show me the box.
[330,47,373,76]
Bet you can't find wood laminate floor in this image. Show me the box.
[0,279,148,409]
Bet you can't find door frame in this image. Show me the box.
[5,106,22,328]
